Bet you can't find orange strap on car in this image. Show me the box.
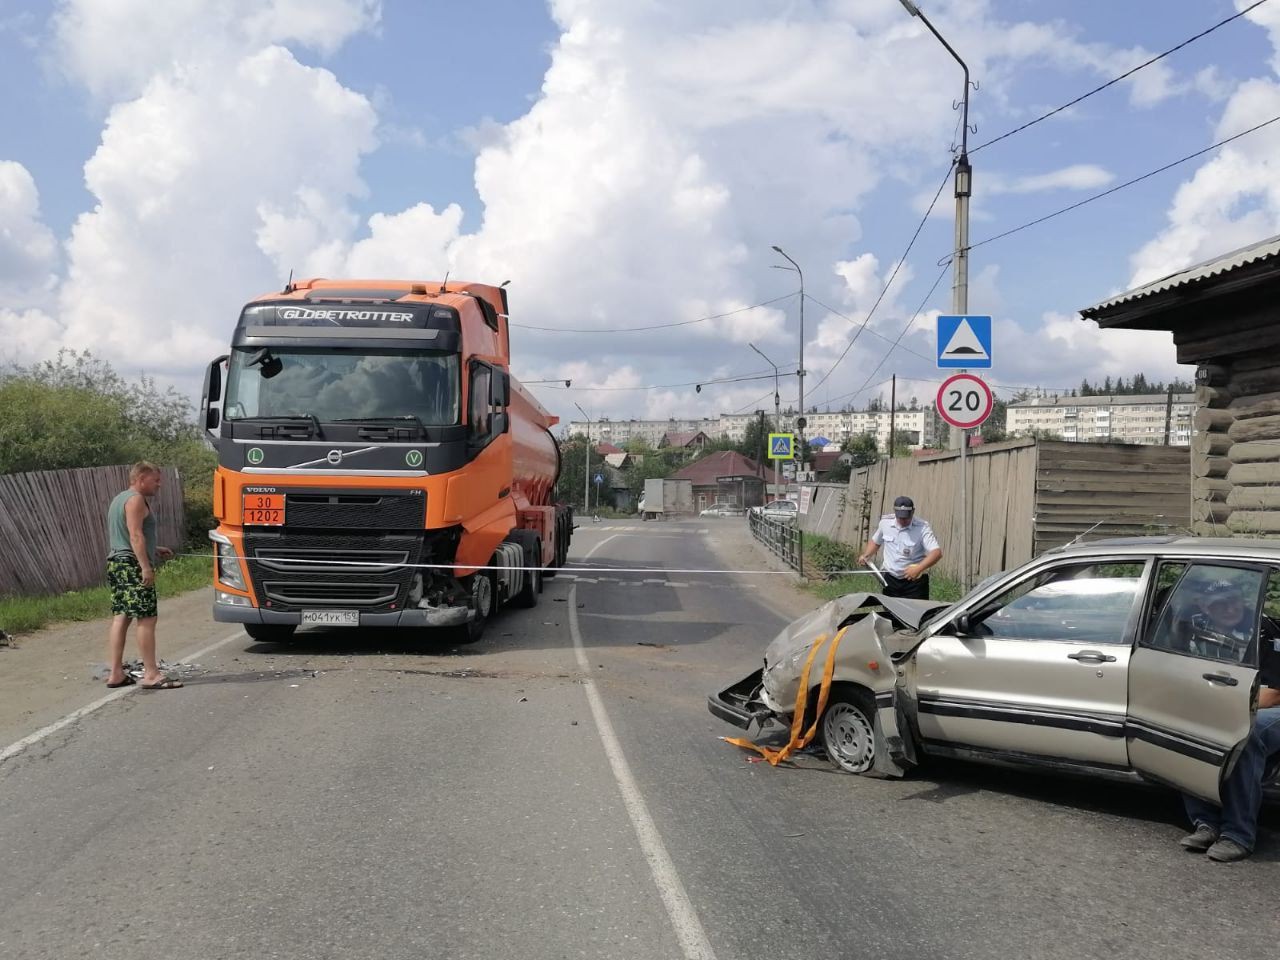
[722,626,848,766]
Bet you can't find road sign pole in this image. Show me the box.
[960,428,968,591]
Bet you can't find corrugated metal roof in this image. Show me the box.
[1082,233,1280,316]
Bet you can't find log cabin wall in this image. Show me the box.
[1081,235,1280,542]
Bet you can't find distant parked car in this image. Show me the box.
[757,499,799,522]
[700,503,745,518]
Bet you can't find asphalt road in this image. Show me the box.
[2,519,1278,960]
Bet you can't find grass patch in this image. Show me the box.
[798,532,965,603]
[0,554,212,635]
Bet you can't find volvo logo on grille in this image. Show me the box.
[327,449,343,465]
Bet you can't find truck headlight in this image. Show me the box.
[217,550,246,590]
[209,532,246,591]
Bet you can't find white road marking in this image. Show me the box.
[570,536,718,960]
[0,628,246,765]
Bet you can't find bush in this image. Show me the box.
[802,533,861,574]
[0,350,216,548]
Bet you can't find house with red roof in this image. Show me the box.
[669,450,765,512]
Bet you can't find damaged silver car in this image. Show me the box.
[710,536,1280,804]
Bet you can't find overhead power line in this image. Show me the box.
[806,161,955,394]
[969,112,1280,252]
[510,293,796,333]
[973,0,1273,154]
[820,265,950,408]
[802,294,934,365]
[542,368,796,394]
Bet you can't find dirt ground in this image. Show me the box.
[0,589,223,747]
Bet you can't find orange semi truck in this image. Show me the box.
[199,278,573,643]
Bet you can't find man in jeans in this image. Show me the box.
[1181,580,1280,862]
[104,462,181,690]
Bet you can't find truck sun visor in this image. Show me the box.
[238,302,461,331]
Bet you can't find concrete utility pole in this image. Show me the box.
[574,402,592,513]
[771,246,806,466]
[898,0,975,587]
[750,342,782,497]
[898,0,973,454]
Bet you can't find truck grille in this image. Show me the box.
[261,581,399,607]
[284,492,425,530]
[243,531,425,613]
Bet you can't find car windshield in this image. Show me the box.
[224,347,460,425]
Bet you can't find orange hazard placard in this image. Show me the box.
[243,493,285,526]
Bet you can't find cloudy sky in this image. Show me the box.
[2,0,1278,425]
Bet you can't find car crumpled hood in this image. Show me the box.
[760,593,946,711]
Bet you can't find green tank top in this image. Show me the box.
[106,490,157,566]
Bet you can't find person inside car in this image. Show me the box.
[1180,579,1280,862]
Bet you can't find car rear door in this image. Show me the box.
[1126,560,1264,804]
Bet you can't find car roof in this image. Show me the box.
[1049,535,1280,562]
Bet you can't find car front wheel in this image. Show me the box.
[820,696,877,774]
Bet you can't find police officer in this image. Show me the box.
[857,495,942,599]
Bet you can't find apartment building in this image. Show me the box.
[568,408,936,451]
[1006,394,1194,445]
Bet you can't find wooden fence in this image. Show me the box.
[0,465,186,596]
[828,438,1190,584]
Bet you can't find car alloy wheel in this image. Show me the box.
[821,700,876,774]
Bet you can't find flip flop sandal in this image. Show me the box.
[105,675,137,688]
[140,677,183,690]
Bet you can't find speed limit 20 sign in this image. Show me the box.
[936,373,994,430]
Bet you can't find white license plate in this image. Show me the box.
[301,610,360,627]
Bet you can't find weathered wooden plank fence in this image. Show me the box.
[817,438,1190,584]
[0,465,185,596]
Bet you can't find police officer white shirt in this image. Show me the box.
[872,515,941,578]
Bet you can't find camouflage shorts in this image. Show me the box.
[107,555,158,620]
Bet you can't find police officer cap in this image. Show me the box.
[893,496,915,517]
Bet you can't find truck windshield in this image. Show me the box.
[224,348,460,425]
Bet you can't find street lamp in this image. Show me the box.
[896,0,973,451]
[749,342,783,498]
[770,245,806,462]
[574,402,593,513]
[897,0,975,591]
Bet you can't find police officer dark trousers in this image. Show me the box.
[856,496,943,599]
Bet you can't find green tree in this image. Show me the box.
[841,433,879,468]
[738,414,776,463]
[0,351,217,546]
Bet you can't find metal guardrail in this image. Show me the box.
[749,510,802,572]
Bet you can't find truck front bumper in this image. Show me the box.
[212,604,472,628]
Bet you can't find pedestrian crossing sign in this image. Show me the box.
[768,433,795,460]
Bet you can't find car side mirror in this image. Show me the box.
[954,613,973,636]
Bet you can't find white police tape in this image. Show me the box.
[176,552,882,579]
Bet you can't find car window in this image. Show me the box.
[1141,563,1264,665]
[968,561,1145,644]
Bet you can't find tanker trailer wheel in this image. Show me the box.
[510,532,543,608]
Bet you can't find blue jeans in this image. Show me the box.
[1183,706,1280,850]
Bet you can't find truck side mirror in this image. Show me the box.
[492,371,511,407]
[202,355,228,439]
[489,412,509,435]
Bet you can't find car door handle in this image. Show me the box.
[1068,650,1117,663]
[1202,672,1240,687]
